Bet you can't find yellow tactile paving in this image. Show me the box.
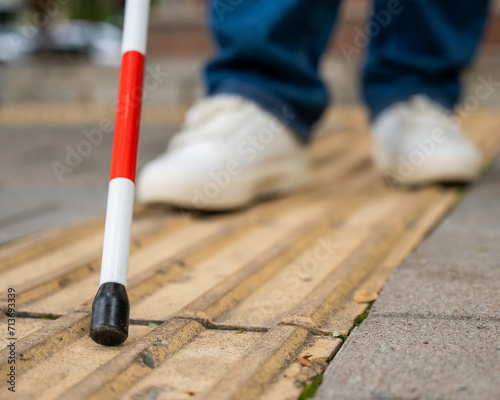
[1,106,499,399]
[0,104,188,126]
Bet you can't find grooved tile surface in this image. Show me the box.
[1,107,499,399]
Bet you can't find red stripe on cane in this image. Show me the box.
[110,50,145,182]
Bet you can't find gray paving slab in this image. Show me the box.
[403,227,500,268]
[0,123,175,242]
[437,185,500,234]
[0,183,106,242]
[366,158,500,319]
[424,156,500,233]
[369,256,500,320]
[316,157,500,400]
[315,316,500,400]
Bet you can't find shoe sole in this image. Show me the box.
[379,160,482,187]
[137,157,311,211]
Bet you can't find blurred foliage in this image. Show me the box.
[65,0,158,23]
[12,0,161,25]
[65,0,124,22]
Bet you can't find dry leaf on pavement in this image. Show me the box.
[296,356,312,367]
[354,289,378,303]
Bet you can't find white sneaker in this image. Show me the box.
[371,95,482,186]
[136,95,310,210]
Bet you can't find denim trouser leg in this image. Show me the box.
[205,0,341,142]
[363,0,490,119]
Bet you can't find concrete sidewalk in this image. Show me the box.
[316,157,500,400]
[3,107,500,399]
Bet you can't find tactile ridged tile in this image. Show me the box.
[1,107,499,399]
[0,103,188,126]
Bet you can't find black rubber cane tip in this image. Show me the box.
[90,282,130,346]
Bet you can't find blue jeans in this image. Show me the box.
[205,0,490,141]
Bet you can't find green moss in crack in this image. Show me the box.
[298,375,323,400]
[332,331,347,340]
[354,309,369,325]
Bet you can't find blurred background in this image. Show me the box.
[1,0,500,243]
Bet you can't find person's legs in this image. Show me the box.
[138,1,343,209]
[365,0,490,185]
[205,0,341,141]
[363,0,490,118]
